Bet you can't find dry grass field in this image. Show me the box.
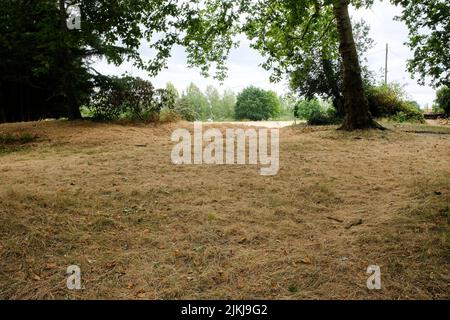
[0,120,449,299]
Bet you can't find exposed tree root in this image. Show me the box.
[338,118,386,131]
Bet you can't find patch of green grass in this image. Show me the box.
[0,133,38,155]
[288,285,299,293]
[382,122,450,134]
[0,145,26,155]
[0,133,37,144]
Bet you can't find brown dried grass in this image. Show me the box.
[0,120,449,299]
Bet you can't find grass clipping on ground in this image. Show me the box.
[0,120,449,299]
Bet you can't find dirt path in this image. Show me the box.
[0,120,449,299]
[210,120,298,128]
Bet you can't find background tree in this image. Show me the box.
[435,86,450,117]
[391,0,449,88]
[166,82,180,100]
[235,86,281,121]
[279,93,297,119]
[205,85,222,120]
[265,90,283,119]
[180,83,210,121]
[220,89,237,120]
[179,84,237,121]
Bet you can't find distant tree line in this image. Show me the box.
[160,83,295,122]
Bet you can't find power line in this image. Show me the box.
[365,48,386,57]
[389,49,406,60]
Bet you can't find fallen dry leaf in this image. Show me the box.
[238,237,247,244]
[301,256,312,264]
[45,263,57,270]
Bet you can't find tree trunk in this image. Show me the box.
[0,100,6,124]
[67,98,82,120]
[58,0,82,120]
[332,0,383,130]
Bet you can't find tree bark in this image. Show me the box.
[332,0,383,130]
[0,89,6,123]
[58,0,82,120]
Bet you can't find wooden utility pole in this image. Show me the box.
[385,43,388,85]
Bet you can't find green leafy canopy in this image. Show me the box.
[390,0,450,87]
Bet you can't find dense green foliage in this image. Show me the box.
[1,0,86,121]
[89,80,236,123]
[175,84,236,121]
[219,89,237,120]
[0,0,190,122]
[171,101,198,122]
[206,86,236,120]
[278,94,297,120]
[182,0,376,78]
[289,20,375,117]
[89,76,174,121]
[179,83,210,121]
[434,86,450,117]
[294,99,342,125]
[391,0,449,87]
[178,83,236,121]
[366,84,424,123]
[234,87,281,121]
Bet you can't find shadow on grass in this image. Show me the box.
[0,133,38,155]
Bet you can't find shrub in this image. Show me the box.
[172,100,197,121]
[294,99,321,120]
[294,99,342,125]
[396,102,425,123]
[435,86,450,117]
[90,76,171,121]
[367,84,425,123]
[391,110,421,123]
[235,87,281,121]
[158,100,198,122]
[126,79,162,122]
[159,108,182,123]
[90,77,131,120]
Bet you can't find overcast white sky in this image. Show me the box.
[94,0,436,108]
